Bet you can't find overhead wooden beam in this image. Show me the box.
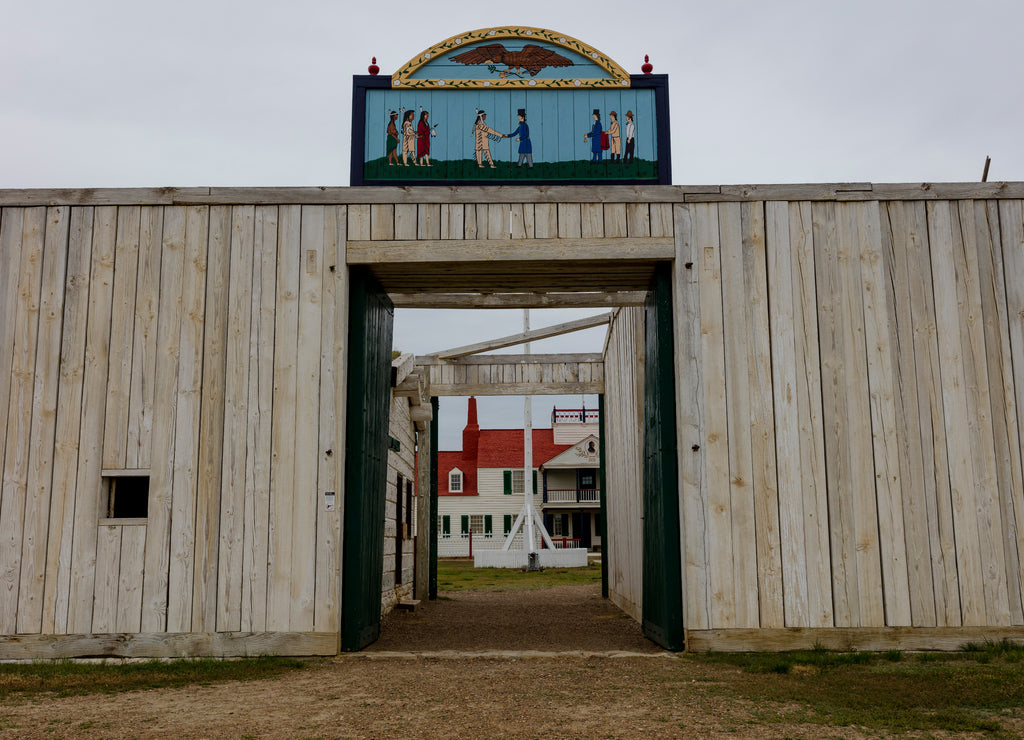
[390,352,415,387]
[430,313,611,359]
[389,291,647,309]
[346,237,674,265]
[415,352,602,365]
[427,381,603,397]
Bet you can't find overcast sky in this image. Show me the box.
[3,0,1020,448]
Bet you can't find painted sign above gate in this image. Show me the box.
[351,27,670,186]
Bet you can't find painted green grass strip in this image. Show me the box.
[363,157,658,182]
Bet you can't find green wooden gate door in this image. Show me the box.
[642,262,684,650]
[341,267,394,651]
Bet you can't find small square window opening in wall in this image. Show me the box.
[102,471,150,519]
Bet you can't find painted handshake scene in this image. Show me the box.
[358,27,665,183]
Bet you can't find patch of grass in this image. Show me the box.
[362,157,659,182]
[690,648,1024,735]
[0,656,310,699]
[437,558,600,592]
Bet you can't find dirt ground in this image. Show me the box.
[0,584,921,738]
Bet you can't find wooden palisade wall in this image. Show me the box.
[0,203,348,657]
[674,196,1024,650]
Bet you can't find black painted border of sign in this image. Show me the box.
[349,75,672,186]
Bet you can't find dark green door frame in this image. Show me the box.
[341,267,394,652]
[642,261,684,651]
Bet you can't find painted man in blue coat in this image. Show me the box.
[504,109,533,168]
[584,109,603,163]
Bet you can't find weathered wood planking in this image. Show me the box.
[14,208,69,634]
[997,200,1024,624]
[216,206,255,633]
[266,205,301,631]
[101,206,141,471]
[927,201,989,625]
[165,206,212,633]
[125,207,163,469]
[289,205,325,632]
[0,208,46,633]
[686,626,1024,653]
[0,631,339,659]
[42,208,94,634]
[673,203,710,631]
[240,206,278,633]
[856,201,912,626]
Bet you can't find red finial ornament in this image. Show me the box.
[368,57,380,75]
[641,54,653,74]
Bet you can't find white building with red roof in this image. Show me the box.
[438,397,601,556]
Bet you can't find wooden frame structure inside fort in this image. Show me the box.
[2,181,1024,657]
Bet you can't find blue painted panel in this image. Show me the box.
[365,88,657,164]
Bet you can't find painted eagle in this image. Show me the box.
[449,44,574,77]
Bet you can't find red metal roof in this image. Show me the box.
[437,429,570,496]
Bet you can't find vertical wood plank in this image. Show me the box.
[650,203,674,238]
[557,203,582,239]
[950,201,1009,625]
[879,201,936,627]
[165,205,211,633]
[394,204,417,240]
[16,206,70,634]
[125,207,163,469]
[0,209,26,472]
[240,206,278,632]
[90,525,122,633]
[486,204,507,240]
[115,525,146,633]
[290,205,324,631]
[742,202,784,628]
[814,201,857,626]
[141,206,185,632]
[673,204,709,630]
[767,201,809,627]
[67,206,117,633]
[789,201,833,627]
[0,207,45,633]
[996,200,1024,624]
[927,200,986,625]
[347,205,370,241]
[581,203,604,239]
[858,201,913,626]
[696,203,734,629]
[604,203,627,238]
[463,203,478,239]
[627,203,651,238]
[533,203,556,239]
[370,204,394,241]
[43,207,94,634]
[418,204,441,240]
[974,199,1024,625]
[314,206,342,634]
[101,205,141,470]
[719,202,759,628]
[266,205,301,631]
[903,201,960,626]
[212,206,255,633]
[836,202,884,627]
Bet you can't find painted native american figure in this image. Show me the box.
[449,44,574,77]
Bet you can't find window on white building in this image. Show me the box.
[449,469,463,492]
[470,514,484,536]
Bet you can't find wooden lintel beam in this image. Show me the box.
[390,352,415,387]
[428,381,604,397]
[393,374,421,397]
[415,352,602,366]
[389,291,648,309]
[431,313,611,359]
[346,237,674,265]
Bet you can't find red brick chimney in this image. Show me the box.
[462,396,480,464]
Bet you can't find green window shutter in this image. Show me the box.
[442,515,450,535]
[484,515,493,534]
[460,515,469,535]
[503,514,512,534]
[532,470,538,493]
[503,470,512,495]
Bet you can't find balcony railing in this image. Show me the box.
[543,488,600,504]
